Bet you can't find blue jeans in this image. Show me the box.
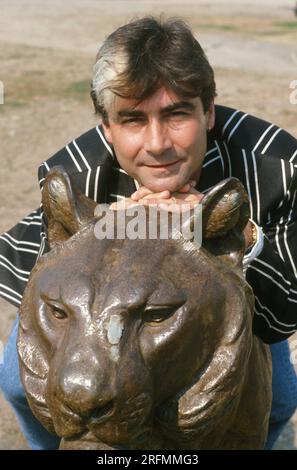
[0,318,60,449]
[1,317,297,449]
[264,339,297,449]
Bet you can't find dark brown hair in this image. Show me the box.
[91,17,217,123]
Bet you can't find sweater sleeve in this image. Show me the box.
[246,165,297,343]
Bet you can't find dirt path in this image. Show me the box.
[0,0,296,449]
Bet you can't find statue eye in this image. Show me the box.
[51,305,68,320]
[144,306,174,324]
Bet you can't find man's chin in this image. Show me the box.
[138,176,187,193]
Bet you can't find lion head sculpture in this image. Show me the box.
[17,167,271,450]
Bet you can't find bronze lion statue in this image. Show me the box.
[17,167,272,450]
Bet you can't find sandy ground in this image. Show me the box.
[0,0,296,450]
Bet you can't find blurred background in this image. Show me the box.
[0,0,296,449]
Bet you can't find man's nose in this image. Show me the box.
[143,120,172,155]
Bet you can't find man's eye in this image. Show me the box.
[51,306,68,320]
[171,111,188,116]
[144,306,174,324]
[122,118,145,125]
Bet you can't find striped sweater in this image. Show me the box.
[1,105,297,343]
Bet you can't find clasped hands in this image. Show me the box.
[110,180,204,212]
[109,180,254,248]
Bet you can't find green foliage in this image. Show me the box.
[65,80,90,101]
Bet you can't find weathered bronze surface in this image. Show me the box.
[17,167,272,450]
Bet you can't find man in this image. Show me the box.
[0,17,297,450]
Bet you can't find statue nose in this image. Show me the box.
[60,372,114,418]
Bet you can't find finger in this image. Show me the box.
[168,191,204,203]
[110,201,127,211]
[177,180,197,193]
[140,198,172,206]
[185,188,204,199]
[161,202,199,213]
[110,200,128,210]
[141,197,180,207]
[131,186,153,201]
[109,202,117,210]
[181,194,204,204]
[178,183,191,193]
[110,199,139,211]
[141,190,171,200]
[158,203,183,213]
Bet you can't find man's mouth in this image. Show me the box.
[145,160,180,169]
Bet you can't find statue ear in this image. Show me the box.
[201,178,250,267]
[180,178,250,267]
[42,166,97,248]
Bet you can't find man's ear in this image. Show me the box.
[42,166,97,249]
[206,100,215,131]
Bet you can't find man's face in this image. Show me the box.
[103,87,215,192]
